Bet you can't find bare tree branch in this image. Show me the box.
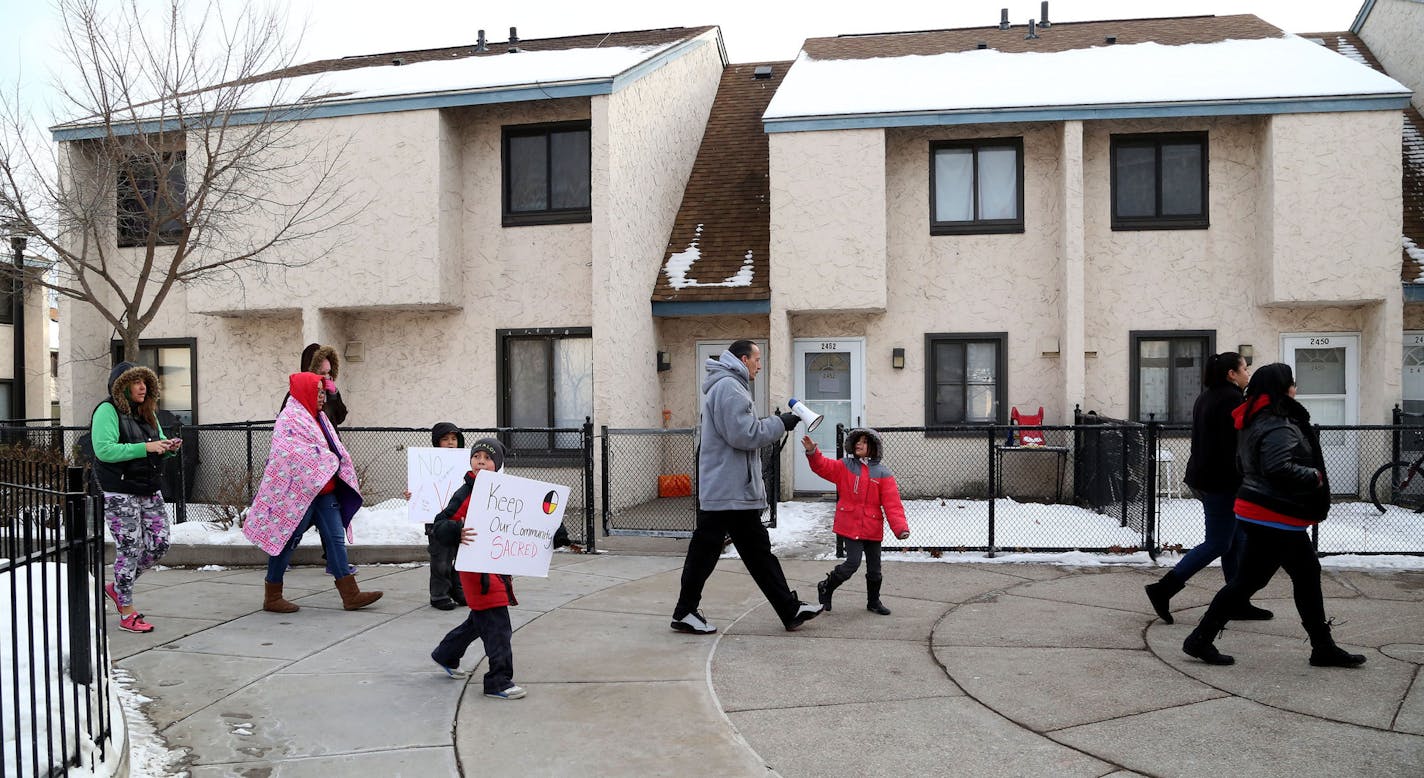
[1,0,354,361]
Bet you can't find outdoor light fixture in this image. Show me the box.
[1238,344,1254,365]
[657,351,672,372]
[892,347,905,370]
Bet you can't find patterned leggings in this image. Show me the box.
[105,492,170,607]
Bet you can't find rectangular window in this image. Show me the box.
[502,122,592,226]
[1111,133,1208,230]
[930,139,1024,235]
[109,338,197,425]
[498,328,593,458]
[1131,331,1214,423]
[0,380,11,421]
[117,152,186,248]
[925,333,1007,426]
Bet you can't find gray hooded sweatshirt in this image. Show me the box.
[698,350,785,511]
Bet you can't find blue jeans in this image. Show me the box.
[1172,489,1243,583]
[265,493,348,583]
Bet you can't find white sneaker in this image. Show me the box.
[670,610,717,634]
[785,600,823,631]
[485,685,526,700]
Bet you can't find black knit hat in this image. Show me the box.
[470,437,506,471]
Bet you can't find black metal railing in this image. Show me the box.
[0,449,111,776]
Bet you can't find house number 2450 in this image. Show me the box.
[1309,338,1331,346]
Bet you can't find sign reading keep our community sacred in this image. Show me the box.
[454,470,569,578]
[406,447,472,524]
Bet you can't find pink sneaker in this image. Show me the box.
[104,583,120,609]
[118,613,154,633]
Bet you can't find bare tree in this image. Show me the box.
[0,0,352,362]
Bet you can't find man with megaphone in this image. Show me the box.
[670,340,823,634]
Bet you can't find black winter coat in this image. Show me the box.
[1235,399,1330,523]
[1183,384,1244,494]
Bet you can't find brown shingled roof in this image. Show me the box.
[800,14,1283,60]
[1310,31,1424,285]
[264,27,717,83]
[652,62,789,304]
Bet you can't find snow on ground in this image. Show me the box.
[111,668,187,777]
[137,497,1424,571]
[0,563,111,776]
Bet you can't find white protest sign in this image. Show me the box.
[407,447,472,524]
[455,470,569,578]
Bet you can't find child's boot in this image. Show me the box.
[1144,569,1185,624]
[866,574,891,615]
[817,570,849,611]
[334,574,383,610]
[1305,621,1366,668]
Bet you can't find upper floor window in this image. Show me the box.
[503,122,591,227]
[1131,330,1213,423]
[1111,133,1207,230]
[925,333,1007,427]
[930,139,1024,235]
[110,338,197,425]
[498,328,593,460]
[117,152,186,248]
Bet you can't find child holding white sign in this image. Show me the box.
[429,438,527,699]
[422,422,467,610]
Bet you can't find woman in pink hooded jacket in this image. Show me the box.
[244,373,382,613]
[802,428,909,616]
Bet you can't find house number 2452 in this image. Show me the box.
[820,342,840,350]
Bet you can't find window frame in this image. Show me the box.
[117,151,187,248]
[496,327,593,463]
[108,337,199,425]
[501,121,593,227]
[1129,330,1216,424]
[0,379,12,421]
[929,138,1025,236]
[1109,132,1209,231]
[924,332,1008,432]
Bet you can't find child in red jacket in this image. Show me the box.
[429,438,526,700]
[803,428,909,615]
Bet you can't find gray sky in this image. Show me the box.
[1,0,1364,120]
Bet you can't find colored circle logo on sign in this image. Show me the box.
[543,491,559,514]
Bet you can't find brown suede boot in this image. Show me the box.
[263,581,299,613]
[334,574,383,610]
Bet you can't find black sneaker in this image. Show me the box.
[431,598,457,611]
[784,599,823,631]
[670,610,717,634]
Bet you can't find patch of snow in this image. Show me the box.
[765,35,1407,120]
[112,668,188,777]
[1332,36,1369,67]
[663,224,755,289]
[1405,236,1424,283]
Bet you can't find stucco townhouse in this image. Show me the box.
[54,26,727,473]
[651,13,1412,496]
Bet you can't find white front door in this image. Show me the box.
[792,339,864,493]
[696,341,768,420]
[1282,334,1359,493]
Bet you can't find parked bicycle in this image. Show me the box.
[1369,411,1424,513]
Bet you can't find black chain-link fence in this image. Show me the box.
[600,426,780,536]
[4,410,1423,556]
[0,419,596,551]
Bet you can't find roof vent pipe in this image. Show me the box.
[1026,19,1039,39]
[999,8,1010,30]
[508,26,519,53]
[476,29,487,52]
[1040,1,1052,28]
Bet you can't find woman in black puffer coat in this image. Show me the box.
[1181,363,1364,668]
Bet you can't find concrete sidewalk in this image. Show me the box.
[109,548,1424,776]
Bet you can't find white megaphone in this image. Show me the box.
[787,398,824,433]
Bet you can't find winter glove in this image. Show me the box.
[777,412,800,431]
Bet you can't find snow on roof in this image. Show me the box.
[764,35,1409,121]
[286,42,678,105]
[663,225,755,289]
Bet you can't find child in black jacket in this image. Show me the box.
[424,422,467,610]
